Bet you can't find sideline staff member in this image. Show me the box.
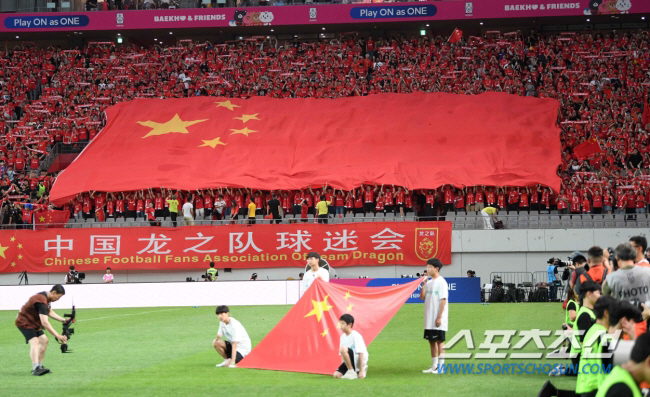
[15,284,69,376]
[206,262,218,281]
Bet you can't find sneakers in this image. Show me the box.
[422,367,439,374]
[548,364,564,376]
[32,366,51,376]
[341,370,358,380]
[216,359,232,368]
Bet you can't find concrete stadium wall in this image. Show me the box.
[1,228,646,287]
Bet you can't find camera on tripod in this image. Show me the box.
[61,305,76,353]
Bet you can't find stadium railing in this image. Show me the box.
[6,212,649,229]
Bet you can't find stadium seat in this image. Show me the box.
[549,216,561,229]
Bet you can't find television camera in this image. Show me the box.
[60,305,76,353]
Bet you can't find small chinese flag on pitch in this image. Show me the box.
[34,210,70,229]
[238,278,420,375]
[449,28,463,44]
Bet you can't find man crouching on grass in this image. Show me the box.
[15,284,69,376]
[333,314,368,380]
[213,305,252,368]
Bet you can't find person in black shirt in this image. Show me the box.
[267,194,282,224]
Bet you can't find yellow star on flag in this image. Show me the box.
[336,322,341,329]
[304,295,333,322]
[234,113,260,123]
[344,291,351,300]
[0,244,8,259]
[215,100,241,111]
[230,127,256,137]
[137,114,207,138]
[17,254,23,260]
[10,237,15,242]
[17,243,22,249]
[39,216,46,222]
[199,137,227,149]
[11,261,16,267]
[346,304,354,313]
[321,329,329,337]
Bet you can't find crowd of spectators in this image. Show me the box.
[1,28,650,225]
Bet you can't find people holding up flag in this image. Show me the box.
[300,252,329,298]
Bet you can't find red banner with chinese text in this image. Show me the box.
[0,222,451,273]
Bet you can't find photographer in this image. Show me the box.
[603,242,650,337]
[629,236,649,267]
[568,254,588,297]
[15,285,69,376]
[595,332,650,397]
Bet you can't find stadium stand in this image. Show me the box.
[1,29,650,228]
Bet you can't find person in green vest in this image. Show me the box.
[37,181,46,198]
[549,286,580,377]
[565,285,579,330]
[569,281,601,373]
[206,262,218,282]
[576,295,618,397]
[595,332,650,397]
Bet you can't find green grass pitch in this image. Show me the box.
[0,303,578,396]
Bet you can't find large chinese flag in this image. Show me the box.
[238,278,421,375]
[50,93,561,204]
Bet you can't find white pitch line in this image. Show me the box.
[77,308,183,322]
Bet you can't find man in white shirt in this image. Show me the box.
[333,314,368,380]
[182,200,194,226]
[213,305,252,368]
[214,194,226,221]
[420,258,449,374]
[300,252,329,298]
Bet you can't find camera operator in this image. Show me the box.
[548,256,574,302]
[603,242,650,338]
[204,262,218,282]
[629,236,650,267]
[65,266,77,284]
[15,284,69,376]
[466,270,476,278]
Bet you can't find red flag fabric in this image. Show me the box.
[49,93,561,205]
[573,139,604,161]
[449,28,463,44]
[34,210,70,229]
[238,278,421,374]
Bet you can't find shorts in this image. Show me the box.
[336,348,356,375]
[224,341,245,364]
[18,327,44,344]
[423,329,446,341]
[363,202,374,212]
